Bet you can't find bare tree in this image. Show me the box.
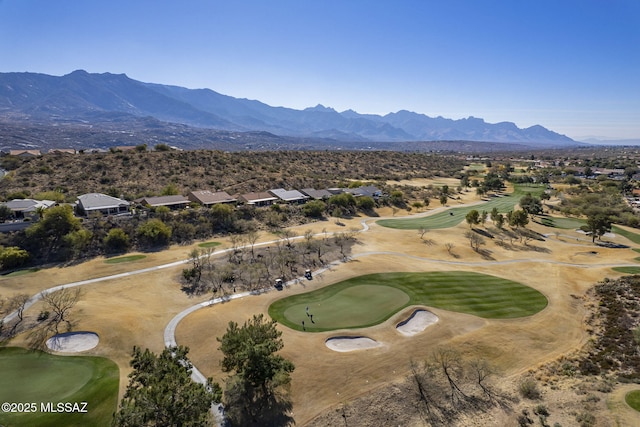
[433,348,469,407]
[40,287,82,334]
[464,231,485,252]
[445,242,455,255]
[244,230,260,261]
[5,293,30,336]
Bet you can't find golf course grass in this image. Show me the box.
[0,347,119,427]
[269,271,548,332]
[198,241,222,248]
[612,267,640,275]
[103,254,146,264]
[377,184,545,230]
[3,268,40,277]
[625,390,640,412]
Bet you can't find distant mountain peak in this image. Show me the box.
[0,70,579,148]
[305,104,336,113]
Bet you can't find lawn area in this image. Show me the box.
[536,216,585,229]
[3,268,40,277]
[269,271,547,332]
[612,267,640,275]
[103,254,146,264]
[625,390,640,412]
[197,241,222,248]
[378,184,545,230]
[612,226,640,245]
[0,347,119,427]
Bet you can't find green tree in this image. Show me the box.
[217,314,295,426]
[113,345,221,427]
[465,209,480,228]
[356,196,375,211]
[103,228,130,253]
[508,209,529,229]
[519,193,543,217]
[26,205,82,258]
[439,194,448,206]
[0,246,30,270]
[581,213,612,243]
[302,200,326,218]
[137,219,172,248]
[160,183,179,196]
[328,193,356,215]
[63,228,93,258]
[0,204,13,221]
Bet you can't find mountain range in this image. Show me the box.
[0,70,579,150]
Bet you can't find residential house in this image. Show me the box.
[187,190,237,207]
[268,188,309,204]
[9,149,41,157]
[300,188,333,200]
[3,199,56,219]
[48,148,77,154]
[344,185,382,198]
[77,193,130,216]
[238,192,278,207]
[138,195,190,209]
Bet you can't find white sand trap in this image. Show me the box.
[325,336,381,352]
[396,309,439,336]
[46,331,99,352]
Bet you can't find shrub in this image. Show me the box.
[519,378,541,399]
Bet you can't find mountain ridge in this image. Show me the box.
[0,70,578,148]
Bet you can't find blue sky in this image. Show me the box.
[0,0,638,139]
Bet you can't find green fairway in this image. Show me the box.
[536,216,585,229]
[4,268,40,277]
[612,226,640,245]
[103,254,146,264]
[625,390,640,412]
[0,347,119,427]
[377,184,545,230]
[612,267,640,275]
[269,272,547,332]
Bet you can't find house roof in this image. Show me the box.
[77,193,130,210]
[4,199,56,213]
[268,188,309,202]
[139,195,189,207]
[300,188,332,199]
[9,149,41,157]
[344,185,382,197]
[240,192,279,204]
[48,148,76,154]
[188,190,237,205]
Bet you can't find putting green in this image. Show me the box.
[282,285,409,330]
[104,254,146,264]
[269,272,547,332]
[0,347,119,427]
[625,390,640,412]
[378,184,545,230]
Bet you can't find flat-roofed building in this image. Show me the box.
[268,188,309,204]
[77,193,130,216]
[187,190,237,207]
[238,192,278,207]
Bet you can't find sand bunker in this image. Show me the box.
[396,309,439,336]
[46,331,99,352]
[325,336,381,352]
